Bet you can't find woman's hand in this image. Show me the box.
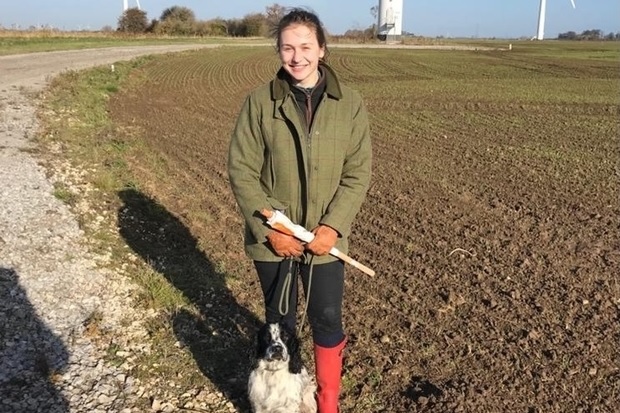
[306,225,338,256]
[266,231,304,258]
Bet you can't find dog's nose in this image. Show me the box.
[267,344,284,359]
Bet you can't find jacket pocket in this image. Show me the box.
[265,197,289,213]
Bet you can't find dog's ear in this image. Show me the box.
[286,328,303,374]
[255,323,270,358]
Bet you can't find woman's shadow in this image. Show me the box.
[117,189,260,411]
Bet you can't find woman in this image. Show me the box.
[228,8,372,412]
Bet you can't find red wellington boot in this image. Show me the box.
[314,338,347,413]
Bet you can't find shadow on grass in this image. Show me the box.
[117,189,259,411]
[0,267,69,412]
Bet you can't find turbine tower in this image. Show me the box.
[123,0,141,12]
[377,0,404,41]
[536,0,576,40]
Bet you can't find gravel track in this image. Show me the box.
[0,44,221,413]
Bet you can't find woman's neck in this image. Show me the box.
[294,70,320,89]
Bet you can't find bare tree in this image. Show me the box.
[370,5,379,21]
[370,6,379,37]
[265,3,286,30]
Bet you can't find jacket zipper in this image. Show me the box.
[305,92,313,138]
[291,90,325,228]
[304,94,327,229]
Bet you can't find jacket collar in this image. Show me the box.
[271,61,343,101]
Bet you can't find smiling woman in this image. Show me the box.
[275,12,326,88]
[227,8,373,413]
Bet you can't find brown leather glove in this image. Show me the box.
[266,231,304,257]
[306,225,338,256]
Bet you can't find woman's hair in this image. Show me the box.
[273,8,328,55]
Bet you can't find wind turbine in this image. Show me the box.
[123,0,141,12]
[536,0,576,40]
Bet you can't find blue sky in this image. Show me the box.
[1,1,619,38]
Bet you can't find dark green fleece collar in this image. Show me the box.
[271,61,343,101]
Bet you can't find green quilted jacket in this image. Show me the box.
[228,62,372,264]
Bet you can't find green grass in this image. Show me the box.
[135,266,192,310]
[0,32,268,55]
[460,39,620,60]
[52,182,77,205]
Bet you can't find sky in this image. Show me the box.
[1,0,619,38]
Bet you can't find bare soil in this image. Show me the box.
[103,46,620,412]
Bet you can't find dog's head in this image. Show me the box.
[256,322,303,374]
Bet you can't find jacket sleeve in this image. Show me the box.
[320,92,372,236]
[227,94,272,243]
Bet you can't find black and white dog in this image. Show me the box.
[248,322,317,413]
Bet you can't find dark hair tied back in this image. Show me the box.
[273,8,328,56]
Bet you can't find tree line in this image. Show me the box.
[117,4,287,37]
[118,5,620,41]
[557,29,620,41]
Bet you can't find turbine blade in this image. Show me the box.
[570,0,576,9]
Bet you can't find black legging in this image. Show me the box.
[254,259,345,348]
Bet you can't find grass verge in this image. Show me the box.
[36,56,243,411]
[0,31,269,56]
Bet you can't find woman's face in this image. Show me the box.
[278,23,325,88]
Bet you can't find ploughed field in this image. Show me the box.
[108,44,619,412]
